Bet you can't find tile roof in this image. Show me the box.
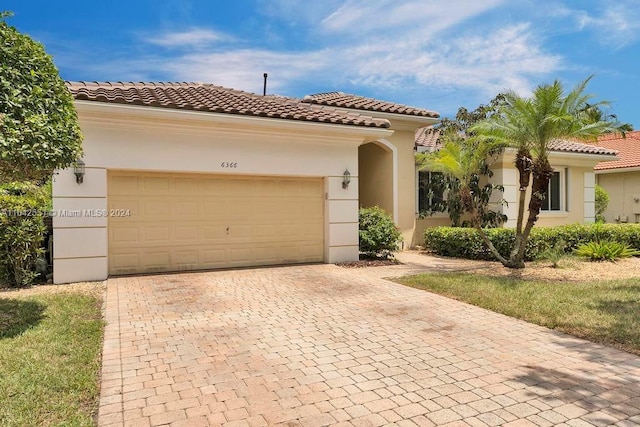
[548,139,618,156]
[415,127,441,151]
[302,92,440,119]
[413,129,619,157]
[593,131,640,170]
[66,82,390,129]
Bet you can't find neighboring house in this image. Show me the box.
[594,130,640,224]
[413,128,619,245]
[53,83,439,284]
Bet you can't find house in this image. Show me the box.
[413,128,619,245]
[53,82,439,284]
[594,130,640,223]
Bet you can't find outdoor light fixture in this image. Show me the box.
[342,169,351,189]
[73,159,85,184]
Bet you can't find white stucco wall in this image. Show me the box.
[53,102,391,283]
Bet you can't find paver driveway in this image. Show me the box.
[98,258,640,426]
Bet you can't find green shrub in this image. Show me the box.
[424,223,640,261]
[537,239,567,268]
[0,184,49,287]
[575,241,640,261]
[595,184,609,223]
[359,206,402,258]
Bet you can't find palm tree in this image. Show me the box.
[420,132,507,263]
[472,76,623,268]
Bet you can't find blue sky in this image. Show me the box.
[5,0,640,126]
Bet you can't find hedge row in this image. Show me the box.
[423,223,640,261]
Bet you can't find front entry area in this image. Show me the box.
[358,141,394,217]
[107,171,324,275]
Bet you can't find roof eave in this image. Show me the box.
[595,165,640,174]
[332,108,439,131]
[73,100,394,140]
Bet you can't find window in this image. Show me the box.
[418,170,445,213]
[541,169,566,211]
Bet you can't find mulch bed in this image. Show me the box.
[336,256,401,268]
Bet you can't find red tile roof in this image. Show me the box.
[594,131,640,170]
[302,92,440,119]
[413,129,618,157]
[548,139,618,156]
[415,127,441,151]
[66,82,391,129]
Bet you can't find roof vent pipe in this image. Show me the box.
[263,73,268,96]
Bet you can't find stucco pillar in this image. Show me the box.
[52,166,108,283]
[325,174,359,263]
[584,172,596,222]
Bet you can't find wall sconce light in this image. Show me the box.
[74,159,85,184]
[342,169,351,189]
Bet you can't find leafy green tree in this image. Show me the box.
[583,104,633,133]
[472,76,623,268]
[437,94,506,135]
[0,12,82,182]
[419,95,507,226]
[419,133,506,260]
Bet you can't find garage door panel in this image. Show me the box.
[111,227,139,244]
[144,226,171,242]
[229,201,253,219]
[202,225,228,240]
[175,200,200,218]
[227,179,254,195]
[174,177,201,194]
[229,225,251,240]
[108,172,324,275]
[300,243,324,258]
[173,249,199,265]
[109,175,140,195]
[142,176,171,193]
[175,225,199,241]
[202,201,228,218]
[141,250,171,266]
[229,247,252,264]
[201,179,227,196]
[138,200,170,219]
[301,180,323,194]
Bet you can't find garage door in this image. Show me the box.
[107,171,324,275]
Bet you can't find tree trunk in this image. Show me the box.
[474,224,509,265]
[469,194,509,266]
[507,148,533,268]
[509,158,554,267]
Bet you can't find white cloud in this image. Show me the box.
[321,0,505,37]
[570,2,640,49]
[256,0,343,26]
[62,0,561,109]
[159,49,331,93]
[338,23,561,97]
[105,21,558,103]
[145,29,232,49]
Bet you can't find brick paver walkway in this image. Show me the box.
[98,257,640,426]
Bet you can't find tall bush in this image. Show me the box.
[359,206,402,259]
[1,12,83,182]
[0,183,48,287]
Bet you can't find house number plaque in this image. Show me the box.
[220,162,238,168]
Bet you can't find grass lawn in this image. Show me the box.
[397,272,640,356]
[0,291,103,426]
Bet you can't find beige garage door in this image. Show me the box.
[107,171,324,275]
